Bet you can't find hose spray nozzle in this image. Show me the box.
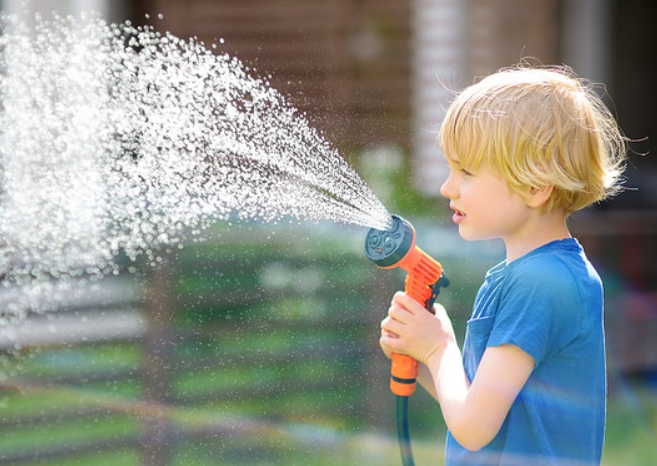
[365,214,448,396]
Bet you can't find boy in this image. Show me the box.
[379,65,627,465]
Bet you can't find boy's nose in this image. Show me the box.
[440,173,456,199]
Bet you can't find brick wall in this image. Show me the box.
[134,0,412,152]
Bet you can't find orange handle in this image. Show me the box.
[390,246,443,396]
[390,353,420,396]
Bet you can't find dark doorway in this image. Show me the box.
[608,0,657,209]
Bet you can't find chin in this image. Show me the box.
[458,228,493,243]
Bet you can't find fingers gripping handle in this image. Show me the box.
[391,253,444,395]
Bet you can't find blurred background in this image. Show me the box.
[0,0,655,465]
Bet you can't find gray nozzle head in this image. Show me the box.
[364,214,414,268]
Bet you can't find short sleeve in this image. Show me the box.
[486,258,583,366]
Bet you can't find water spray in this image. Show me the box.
[365,214,449,466]
[0,14,392,315]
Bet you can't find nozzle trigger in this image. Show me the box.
[425,274,450,313]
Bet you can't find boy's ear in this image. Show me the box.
[526,184,554,208]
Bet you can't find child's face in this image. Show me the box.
[440,157,533,244]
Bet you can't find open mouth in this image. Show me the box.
[450,205,466,224]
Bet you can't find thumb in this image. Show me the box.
[432,302,447,317]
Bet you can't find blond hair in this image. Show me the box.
[439,65,627,215]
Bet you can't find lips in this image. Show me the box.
[450,205,466,224]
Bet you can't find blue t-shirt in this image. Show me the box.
[446,238,606,466]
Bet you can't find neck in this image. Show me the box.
[504,209,571,264]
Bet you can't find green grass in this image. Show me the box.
[1,378,655,465]
[19,449,141,466]
[2,336,656,466]
[603,384,657,465]
[0,415,139,457]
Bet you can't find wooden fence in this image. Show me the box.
[0,223,398,466]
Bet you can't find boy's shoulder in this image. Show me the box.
[510,239,584,279]
[504,239,598,298]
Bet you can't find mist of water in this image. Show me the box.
[0,13,392,315]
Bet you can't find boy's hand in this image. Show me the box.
[379,291,457,367]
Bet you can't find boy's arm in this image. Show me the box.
[417,363,439,400]
[382,292,534,452]
[426,341,534,451]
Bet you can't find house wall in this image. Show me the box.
[134,0,413,153]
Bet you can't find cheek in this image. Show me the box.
[462,185,509,222]
[459,182,484,205]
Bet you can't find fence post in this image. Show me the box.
[363,268,397,429]
[141,252,178,466]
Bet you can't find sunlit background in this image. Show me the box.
[0,1,655,465]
